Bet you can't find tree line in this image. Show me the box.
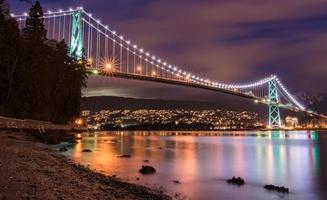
[0,0,87,123]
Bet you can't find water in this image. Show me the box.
[57,131,327,200]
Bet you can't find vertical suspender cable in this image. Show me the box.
[58,15,61,41]
[68,15,72,47]
[90,25,93,65]
[127,48,129,73]
[146,60,148,76]
[82,20,86,58]
[52,15,56,39]
[112,33,115,59]
[140,56,142,75]
[95,23,99,68]
[62,14,66,40]
[133,51,136,74]
[120,40,122,72]
[87,16,91,59]
[105,29,108,59]
[47,16,51,39]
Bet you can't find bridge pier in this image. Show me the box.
[268,78,282,128]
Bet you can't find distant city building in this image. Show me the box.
[81,110,91,117]
[285,116,299,127]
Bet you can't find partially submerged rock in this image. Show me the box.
[117,154,131,158]
[173,180,181,184]
[139,166,156,174]
[226,177,245,186]
[264,184,289,193]
[82,149,92,152]
[59,147,67,152]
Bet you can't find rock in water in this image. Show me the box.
[139,166,156,174]
[82,149,92,152]
[264,184,289,193]
[173,180,181,184]
[117,154,131,158]
[226,177,245,186]
[59,147,68,152]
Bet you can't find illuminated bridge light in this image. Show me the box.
[87,58,93,64]
[92,70,99,75]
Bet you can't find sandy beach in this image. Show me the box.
[0,130,171,200]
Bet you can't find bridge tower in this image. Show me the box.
[69,10,83,59]
[268,78,282,128]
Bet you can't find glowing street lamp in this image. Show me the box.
[87,58,93,65]
[185,74,191,81]
[152,71,157,76]
[136,66,142,73]
[92,69,99,75]
[100,57,118,75]
[105,63,113,70]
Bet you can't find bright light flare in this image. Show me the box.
[74,118,84,126]
[100,57,119,75]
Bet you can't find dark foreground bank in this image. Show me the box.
[0,130,171,200]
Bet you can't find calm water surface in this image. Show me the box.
[57,131,327,200]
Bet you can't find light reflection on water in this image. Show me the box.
[59,131,327,200]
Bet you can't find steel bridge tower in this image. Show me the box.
[69,10,83,59]
[268,78,281,128]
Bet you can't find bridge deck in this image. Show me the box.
[85,69,327,120]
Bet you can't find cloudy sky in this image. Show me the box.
[8,0,327,102]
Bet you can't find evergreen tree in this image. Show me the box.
[19,0,51,119]
[0,0,23,114]
[23,0,46,43]
[0,0,87,123]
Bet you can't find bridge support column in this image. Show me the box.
[69,10,83,59]
[268,79,281,128]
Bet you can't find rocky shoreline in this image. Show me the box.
[0,130,171,200]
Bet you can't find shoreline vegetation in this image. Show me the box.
[0,130,171,200]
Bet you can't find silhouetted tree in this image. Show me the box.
[0,0,23,114]
[0,0,87,123]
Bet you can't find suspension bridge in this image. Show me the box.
[12,7,326,129]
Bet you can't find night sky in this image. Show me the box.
[8,0,327,102]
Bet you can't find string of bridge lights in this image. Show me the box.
[11,7,282,89]
[76,7,282,90]
[275,78,305,110]
[11,7,306,111]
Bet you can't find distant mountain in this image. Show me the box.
[81,96,263,112]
